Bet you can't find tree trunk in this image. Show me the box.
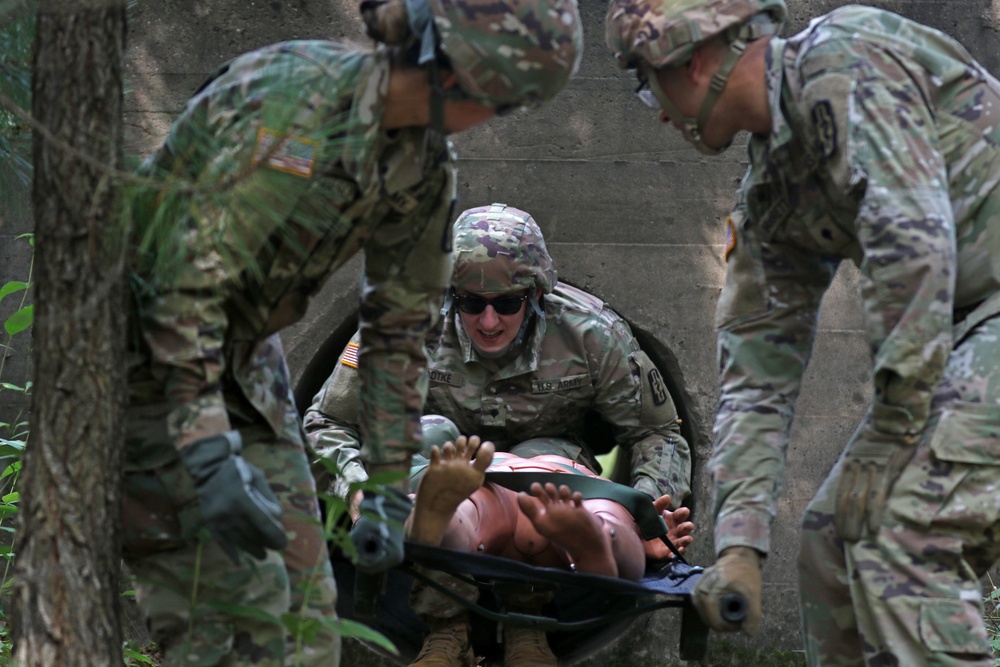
[13,0,128,665]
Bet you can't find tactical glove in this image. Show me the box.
[692,546,763,635]
[179,430,288,563]
[350,487,412,573]
[833,426,916,542]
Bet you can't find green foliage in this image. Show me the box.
[985,574,1000,665]
[0,0,35,217]
[0,231,30,665]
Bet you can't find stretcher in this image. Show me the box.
[335,471,749,665]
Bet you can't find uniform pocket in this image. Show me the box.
[889,401,1000,530]
[928,402,1000,465]
[918,598,990,655]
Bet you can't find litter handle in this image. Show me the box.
[720,592,748,624]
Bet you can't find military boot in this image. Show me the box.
[503,624,558,667]
[409,614,475,667]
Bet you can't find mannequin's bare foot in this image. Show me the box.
[407,435,495,545]
[517,482,618,577]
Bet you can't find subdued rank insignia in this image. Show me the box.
[724,215,737,262]
[340,342,359,369]
[810,100,837,160]
[647,368,668,406]
[253,127,318,177]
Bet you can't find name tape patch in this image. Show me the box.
[532,374,590,394]
[429,369,465,387]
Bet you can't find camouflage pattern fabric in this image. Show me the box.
[451,203,557,295]
[708,6,1000,663]
[125,41,456,666]
[306,282,692,508]
[430,0,584,107]
[604,0,786,70]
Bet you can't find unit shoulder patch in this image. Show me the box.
[810,100,838,160]
[647,368,668,406]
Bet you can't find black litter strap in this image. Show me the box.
[404,541,702,600]
[393,542,703,632]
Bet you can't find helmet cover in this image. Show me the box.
[451,202,557,295]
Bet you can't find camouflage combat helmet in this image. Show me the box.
[605,0,785,154]
[362,0,584,108]
[605,0,786,70]
[451,203,557,295]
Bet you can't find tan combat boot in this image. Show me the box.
[503,624,558,667]
[409,614,475,667]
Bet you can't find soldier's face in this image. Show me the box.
[455,289,530,353]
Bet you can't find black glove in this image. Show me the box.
[179,430,288,563]
[350,487,412,573]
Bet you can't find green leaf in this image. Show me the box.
[4,304,32,335]
[0,281,27,306]
[2,492,18,504]
[205,601,283,626]
[0,383,27,393]
[319,616,398,654]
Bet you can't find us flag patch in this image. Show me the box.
[253,127,318,177]
[724,216,736,261]
[340,342,359,369]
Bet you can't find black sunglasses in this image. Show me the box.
[634,68,659,111]
[453,291,529,315]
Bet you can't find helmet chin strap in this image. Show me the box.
[646,38,744,156]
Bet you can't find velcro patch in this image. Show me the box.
[647,368,668,406]
[339,342,359,369]
[429,368,465,387]
[531,374,591,394]
[810,100,837,160]
[253,127,318,177]
[724,215,737,262]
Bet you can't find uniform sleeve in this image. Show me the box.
[807,47,954,435]
[356,168,455,471]
[587,312,692,508]
[711,208,839,555]
[137,233,234,449]
[303,332,369,501]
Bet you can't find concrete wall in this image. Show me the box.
[2,0,999,664]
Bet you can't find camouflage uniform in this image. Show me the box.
[124,41,456,667]
[306,202,691,508]
[307,281,691,506]
[709,7,1000,665]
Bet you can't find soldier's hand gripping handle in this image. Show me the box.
[179,430,289,563]
[692,546,763,635]
[350,487,412,573]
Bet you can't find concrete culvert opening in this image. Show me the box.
[293,300,698,667]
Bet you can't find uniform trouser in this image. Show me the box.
[123,407,341,667]
[798,316,1000,667]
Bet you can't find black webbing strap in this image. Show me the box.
[484,471,669,542]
